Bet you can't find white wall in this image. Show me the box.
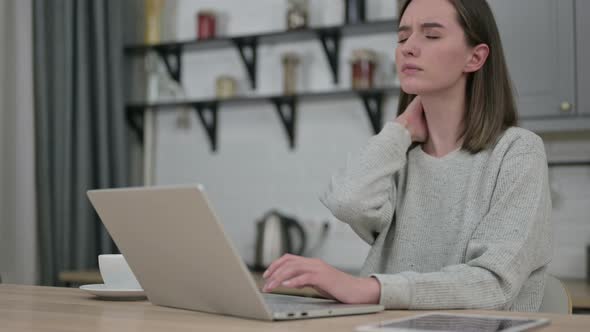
[150,0,590,277]
[0,0,38,284]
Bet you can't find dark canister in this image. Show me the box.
[197,10,216,40]
[344,0,366,24]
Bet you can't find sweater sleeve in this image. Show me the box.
[371,149,553,310]
[319,121,412,245]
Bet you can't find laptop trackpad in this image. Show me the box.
[263,293,336,304]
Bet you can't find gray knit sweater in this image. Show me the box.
[320,122,552,312]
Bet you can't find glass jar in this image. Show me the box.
[145,0,164,44]
[350,49,377,90]
[287,0,309,30]
[216,75,237,99]
[282,53,301,95]
[197,10,216,40]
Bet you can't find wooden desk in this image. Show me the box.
[1,285,589,332]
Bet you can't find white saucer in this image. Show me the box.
[80,284,147,300]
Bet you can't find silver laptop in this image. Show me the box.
[87,185,384,321]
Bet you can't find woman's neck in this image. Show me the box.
[420,78,467,158]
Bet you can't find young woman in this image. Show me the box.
[262,0,552,312]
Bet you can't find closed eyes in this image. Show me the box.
[398,35,440,43]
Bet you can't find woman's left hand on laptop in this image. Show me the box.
[261,254,381,305]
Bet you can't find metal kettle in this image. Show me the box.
[254,210,307,270]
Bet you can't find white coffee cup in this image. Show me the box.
[98,254,142,290]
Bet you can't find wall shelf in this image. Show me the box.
[126,87,399,152]
[125,19,398,88]
[125,19,400,152]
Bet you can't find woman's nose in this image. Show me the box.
[400,36,420,57]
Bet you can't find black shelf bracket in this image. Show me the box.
[155,45,183,83]
[232,37,258,89]
[359,91,384,134]
[317,29,341,84]
[126,107,145,143]
[192,102,219,152]
[271,96,298,149]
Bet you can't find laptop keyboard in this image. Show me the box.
[263,293,344,313]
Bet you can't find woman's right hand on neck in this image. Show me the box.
[395,96,428,143]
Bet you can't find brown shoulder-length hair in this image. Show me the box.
[397,0,517,153]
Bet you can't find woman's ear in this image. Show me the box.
[464,44,490,73]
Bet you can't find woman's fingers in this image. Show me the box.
[263,257,373,304]
[262,254,296,279]
[262,255,342,300]
[262,257,349,302]
[409,95,422,112]
[281,268,337,300]
[281,273,316,289]
[263,262,309,292]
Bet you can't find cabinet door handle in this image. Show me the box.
[560,101,573,112]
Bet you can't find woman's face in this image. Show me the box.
[396,0,474,95]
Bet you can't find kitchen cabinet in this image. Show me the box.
[489,0,576,119]
[576,0,590,115]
